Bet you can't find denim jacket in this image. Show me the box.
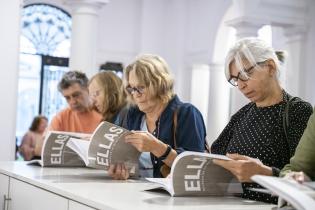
[126,95,207,177]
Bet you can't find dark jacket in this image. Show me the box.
[126,95,207,178]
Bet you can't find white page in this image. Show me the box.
[146,177,174,196]
[252,175,315,210]
[66,138,90,165]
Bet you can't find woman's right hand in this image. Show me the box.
[108,163,130,180]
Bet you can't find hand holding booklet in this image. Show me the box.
[28,121,141,174]
[146,151,242,196]
[251,175,315,210]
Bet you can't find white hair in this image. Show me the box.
[224,37,280,80]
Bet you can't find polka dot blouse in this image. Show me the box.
[211,91,313,203]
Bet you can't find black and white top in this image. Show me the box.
[211,91,313,203]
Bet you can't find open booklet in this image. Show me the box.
[251,175,315,210]
[28,121,141,174]
[146,151,242,196]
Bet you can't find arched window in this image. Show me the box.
[20,4,71,56]
[16,4,71,145]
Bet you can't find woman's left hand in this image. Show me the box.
[284,171,311,183]
[124,131,159,152]
[213,153,272,182]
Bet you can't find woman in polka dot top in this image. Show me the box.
[211,37,313,203]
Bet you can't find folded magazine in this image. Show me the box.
[251,175,315,210]
[146,151,242,196]
[28,121,140,174]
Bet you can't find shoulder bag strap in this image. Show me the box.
[172,108,178,149]
[283,96,299,156]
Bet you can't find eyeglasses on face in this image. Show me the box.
[126,85,146,95]
[228,61,266,86]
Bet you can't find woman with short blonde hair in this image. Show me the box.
[124,54,174,104]
[109,54,207,179]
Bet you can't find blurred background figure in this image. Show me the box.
[88,71,128,126]
[19,115,48,160]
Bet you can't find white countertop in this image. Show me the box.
[0,161,275,210]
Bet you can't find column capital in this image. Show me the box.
[225,17,266,38]
[64,0,108,15]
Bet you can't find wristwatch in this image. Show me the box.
[157,144,172,161]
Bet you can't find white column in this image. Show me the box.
[225,19,264,114]
[229,21,261,40]
[65,0,108,78]
[0,0,21,160]
[283,26,306,98]
[190,64,210,126]
[207,63,230,145]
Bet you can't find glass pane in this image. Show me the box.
[17,4,72,149]
[16,54,41,145]
[41,65,68,121]
[21,4,71,56]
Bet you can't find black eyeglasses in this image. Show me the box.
[228,62,265,86]
[126,85,145,95]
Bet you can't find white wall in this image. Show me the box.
[181,0,231,101]
[0,0,21,160]
[96,0,142,66]
[304,0,315,105]
[95,0,232,102]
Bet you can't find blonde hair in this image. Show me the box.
[124,54,175,104]
[89,71,127,121]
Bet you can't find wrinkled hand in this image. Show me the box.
[125,131,159,153]
[108,163,129,180]
[213,153,272,182]
[284,171,311,183]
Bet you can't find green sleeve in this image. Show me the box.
[280,107,315,180]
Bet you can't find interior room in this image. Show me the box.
[0,1,314,209]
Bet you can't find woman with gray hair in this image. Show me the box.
[211,37,313,203]
[108,54,207,179]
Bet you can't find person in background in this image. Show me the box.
[47,70,102,133]
[280,107,315,182]
[88,71,128,126]
[211,37,313,203]
[19,115,48,160]
[108,54,207,179]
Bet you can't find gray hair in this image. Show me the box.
[225,37,280,80]
[57,70,88,92]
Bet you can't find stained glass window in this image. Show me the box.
[16,4,72,147]
[20,4,71,56]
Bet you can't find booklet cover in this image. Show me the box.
[251,175,315,210]
[146,151,242,196]
[28,121,140,174]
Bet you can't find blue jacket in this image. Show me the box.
[126,95,207,177]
